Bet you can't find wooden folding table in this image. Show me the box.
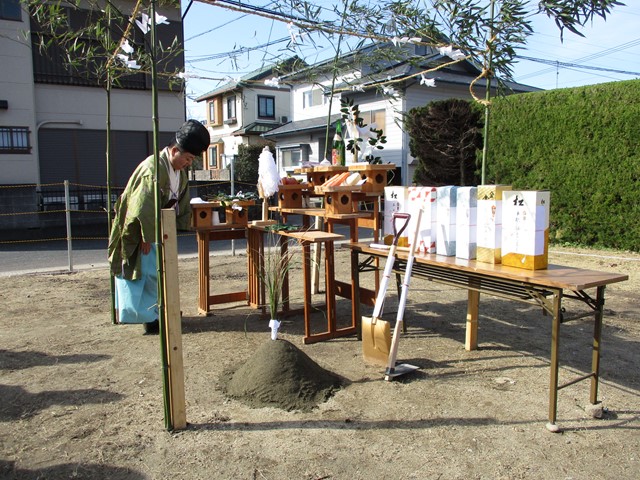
[349,242,628,430]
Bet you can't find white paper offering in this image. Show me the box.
[476,185,512,264]
[436,186,457,256]
[456,186,477,260]
[501,190,550,270]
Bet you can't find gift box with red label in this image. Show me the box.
[406,186,437,253]
[383,186,408,240]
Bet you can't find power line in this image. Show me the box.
[516,37,640,81]
[185,14,249,42]
[202,0,322,25]
[186,36,291,62]
[518,55,640,77]
[185,0,283,42]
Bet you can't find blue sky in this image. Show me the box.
[181,1,640,120]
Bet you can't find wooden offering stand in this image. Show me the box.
[348,163,396,193]
[277,183,310,209]
[295,165,347,189]
[314,185,361,215]
[191,200,255,229]
[191,200,256,315]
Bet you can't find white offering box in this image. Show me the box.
[383,186,408,241]
[406,186,437,253]
[501,190,551,270]
[476,185,512,264]
[436,186,457,256]
[455,186,477,260]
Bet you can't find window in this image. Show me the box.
[41,193,78,211]
[209,102,215,123]
[0,0,21,21]
[30,7,150,89]
[365,109,386,131]
[225,96,236,122]
[209,98,222,126]
[0,126,31,153]
[208,145,218,168]
[208,143,224,169]
[209,101,217,125]
[281,148,301,168]
[303,88,325,108]
[258,95,275,119]
[280,144,308,169]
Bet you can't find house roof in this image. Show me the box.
[195,66,272,101]
[232,121,282,136]
[262,114,341,138]
[432,71,538,93]
[373,65,539,93]
[195,57,304,102]
[334,61,538,95]
[285,41,538,95]
[259,41,538,141]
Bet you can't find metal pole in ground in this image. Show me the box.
[230,155,236,256]
[64,180,73,272]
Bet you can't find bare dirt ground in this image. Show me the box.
[1,244,639,480]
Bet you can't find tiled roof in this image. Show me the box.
[196,57,303,101]
[262,114,341,138]
[232,122,282,136]
[285,41,538,94]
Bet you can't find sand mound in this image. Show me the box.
[222,339,343,412]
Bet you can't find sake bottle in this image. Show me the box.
[331,122,346,166]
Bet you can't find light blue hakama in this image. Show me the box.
[115,244,158,324]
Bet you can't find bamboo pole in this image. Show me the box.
[104,6,116,324]
[480,0,496,185]
[106,80,117,324]
[149,0,173,432]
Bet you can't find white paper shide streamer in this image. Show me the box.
[257,146,280,199]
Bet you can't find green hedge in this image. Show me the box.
[486,79,640,251]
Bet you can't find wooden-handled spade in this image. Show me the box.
[362,212,411,366]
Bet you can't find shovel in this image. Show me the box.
[385,207,423,380]
[362,212,410,366]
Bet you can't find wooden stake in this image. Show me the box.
[161,209,187,430]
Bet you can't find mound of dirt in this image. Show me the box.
[222,339,343,412]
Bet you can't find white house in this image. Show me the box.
[264,42,539,185]
[195,61,298,178]
[0,0,185,229]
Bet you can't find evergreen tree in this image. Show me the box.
[235,144,265,186]
[407,99,483,186]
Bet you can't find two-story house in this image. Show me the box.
[264,42,539,185]
[0,0,185,230]
[195,61,298,179]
